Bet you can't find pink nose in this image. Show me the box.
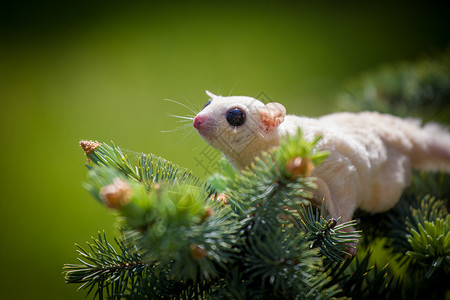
[193,115,206,129]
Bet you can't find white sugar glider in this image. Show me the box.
[193,91,450,231]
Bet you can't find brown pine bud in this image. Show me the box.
[190,244,207,259]
[327,218,337,229]
[100,178,132,209]
[80,140,101,154]
[80,140,101,163]
[216,193,229,205]
[286,156,314,178]
[201,206,214,221]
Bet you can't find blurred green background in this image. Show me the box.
[1,0,449,299]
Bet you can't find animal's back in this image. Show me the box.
[279,111,450,213]
[319,111,450,172]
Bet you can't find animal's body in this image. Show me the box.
[193,91,450,233]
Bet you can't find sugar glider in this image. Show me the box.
[193,91,450,233]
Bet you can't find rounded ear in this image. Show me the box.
[205,90,218,99]
[259,102,286,132]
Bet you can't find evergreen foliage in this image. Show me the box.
[337,48,450,124]
[65,52,450,299]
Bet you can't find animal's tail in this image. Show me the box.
[407,121,450,172]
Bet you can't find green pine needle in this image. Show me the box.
[406,216,450,278]
[297,203,360,262]
[63,232,148,299]
[83,141,215,195]
[325,251,396,299]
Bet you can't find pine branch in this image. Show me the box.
[407,216,449,278]
[325,251,397,299]
[80,140,214,195]
[219,234,339,300]
[69,131,362,299]
[352,172,449,299]
[84,165,237,283]
[297,203,360,261]
[63,232,148,299]
[207,157,240,193]
[64,233,215,300]
[385,194,449,276]
[353,171,450,247]
[223,129,328,224]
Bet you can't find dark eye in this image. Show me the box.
[226,108,246,126]
[202,101,211,110]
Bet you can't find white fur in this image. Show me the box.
[194,92,450,225]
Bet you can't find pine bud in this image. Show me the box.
[216,193,229,205]
[80,140,101,163]
[201,206,215,222]
[286,156,314,178]
[100,178,132,209]
[190,244,207,259]
[326,218,337,229]
[80,140,101,154]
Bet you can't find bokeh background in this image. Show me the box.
[1,1,449,299]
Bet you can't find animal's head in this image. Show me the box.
[193,91,286,167]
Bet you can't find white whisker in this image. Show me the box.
[180,95,200,114]
[163,96,203,144]
[164,98,198,115]
[229,79,241,96]
[179,129,196,143]
[169,114,194,121]
[162,124,197,146]
[161,123,193,133]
